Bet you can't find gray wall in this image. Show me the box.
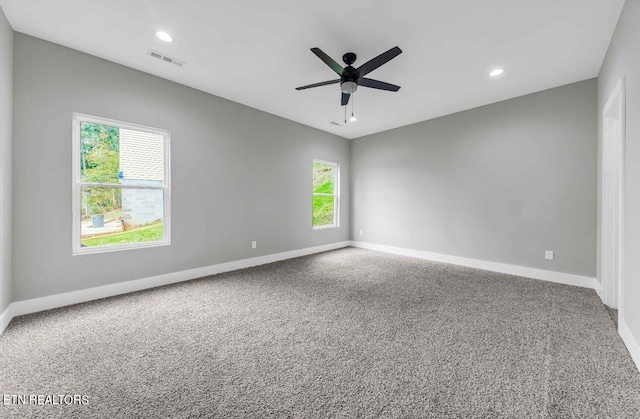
[351,79,597,277]
[0,7,12,314]
[12,34,349,301]
[598,0,640,349]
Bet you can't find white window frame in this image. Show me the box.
[72,113,171,255]
[312,159,340,230]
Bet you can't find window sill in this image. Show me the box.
[313,225,338,230]
[73,240,170,256]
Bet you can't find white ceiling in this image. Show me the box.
[0,0,626,139]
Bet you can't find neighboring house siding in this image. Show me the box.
[120,128,164,181]
[120,128,164,227]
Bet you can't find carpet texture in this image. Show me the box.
[1,248,639,418]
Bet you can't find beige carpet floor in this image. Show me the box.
[1,247,639,418]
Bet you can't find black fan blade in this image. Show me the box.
[341,92,350,106]
[311,47,344,76]
[296,79,341,90]
[359,78,401,92]
[356,46,402,77]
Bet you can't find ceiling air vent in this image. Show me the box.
[148,49,185,67]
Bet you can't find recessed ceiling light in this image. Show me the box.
[155,31,173,43]
[489,68,505,77]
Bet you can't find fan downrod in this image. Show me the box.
[342,52,357,66]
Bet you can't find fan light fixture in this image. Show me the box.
[489,68,505,77]
[155,31,173,43]
[341,81,358,94]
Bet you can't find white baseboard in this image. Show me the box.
[594,278,605,303]
[0,303,13,335]
[0,241,350,335]
[620,318,640,372]
[349,241,596,289]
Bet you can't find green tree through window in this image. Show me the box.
[80,122,121,214]
[313,161,339,228]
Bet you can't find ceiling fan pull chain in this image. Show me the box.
[352,93,355,121]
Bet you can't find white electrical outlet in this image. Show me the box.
[359,230,363,236]
[545,250,554,260]
[252,241,257,249]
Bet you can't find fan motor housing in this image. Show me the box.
[341,65,360,82]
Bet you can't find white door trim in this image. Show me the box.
[601,77,625,311]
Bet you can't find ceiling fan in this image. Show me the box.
[296,46,402,106]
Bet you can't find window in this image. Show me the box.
[312,160,339,229]
[72,113,170,254]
